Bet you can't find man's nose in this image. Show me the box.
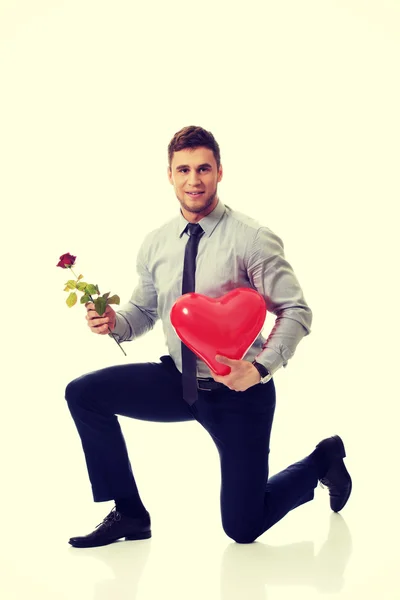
[188,172,201,185]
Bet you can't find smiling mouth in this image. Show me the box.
[186,192,204,197]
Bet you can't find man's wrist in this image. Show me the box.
[252,360,272,384]
[254,367,262,383]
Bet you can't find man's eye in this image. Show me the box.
[179,168,208,173]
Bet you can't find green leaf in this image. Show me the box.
[94,296,107,316]
[63,286,69,292]
[102,292,110,301]
[66,292,77,307]
[76,281,88,291]
[77,274,84,280]
[86,284,98,295]
[80,294,91,304]
[106,294,120,305]
[65,279,76,290]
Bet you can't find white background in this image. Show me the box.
[0,1,399,599]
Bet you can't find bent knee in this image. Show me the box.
[64,376,86,405]
[223,523,259,544]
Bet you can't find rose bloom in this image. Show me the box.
[57,253,76,268]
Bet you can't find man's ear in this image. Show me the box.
[167,166,173,184]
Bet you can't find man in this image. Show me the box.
[65,125,352,548]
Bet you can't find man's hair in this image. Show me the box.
[168,125,221,171]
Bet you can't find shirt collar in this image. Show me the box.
[178,198,226,238]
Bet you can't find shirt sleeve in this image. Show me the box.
[246,227,313,375]
[108,239,159,343]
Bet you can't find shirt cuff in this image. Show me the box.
[107,313,131,342]
[254,346,292,376]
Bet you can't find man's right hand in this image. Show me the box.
[85,302,117,335]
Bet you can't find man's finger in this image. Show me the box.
[215,355,237,366]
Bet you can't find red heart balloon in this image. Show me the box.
[170,287,267,376]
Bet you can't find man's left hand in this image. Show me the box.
[211,355,261,392]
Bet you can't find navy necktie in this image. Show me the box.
[181,222,204,404]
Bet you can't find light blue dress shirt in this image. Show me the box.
[109,199,312,379]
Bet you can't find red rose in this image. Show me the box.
[57,253,76,268]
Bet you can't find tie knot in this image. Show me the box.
[187,223,203,237]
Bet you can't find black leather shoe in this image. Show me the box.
[68,506,151,548]
[316,435,352,512]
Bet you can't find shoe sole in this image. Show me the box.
[69,530,152,548]
[320,435,352,512]
[125,530,152,541]
[331,468,352,512]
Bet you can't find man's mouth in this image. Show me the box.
[186,192,204,197]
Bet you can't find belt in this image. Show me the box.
[159,356,225,392]
[197,377,225,392]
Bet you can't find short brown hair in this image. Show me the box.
[168,125,221,170]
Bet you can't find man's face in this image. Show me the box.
[168,146,223,221]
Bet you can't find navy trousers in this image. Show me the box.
[65,354,320,543]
